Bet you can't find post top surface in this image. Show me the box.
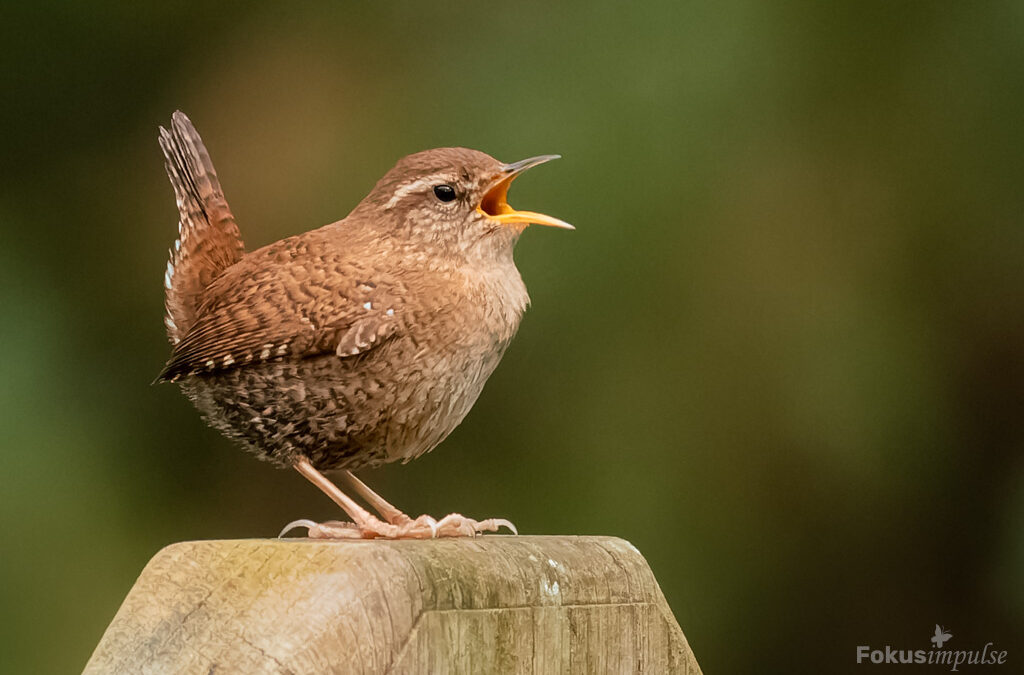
[86,535,701,674]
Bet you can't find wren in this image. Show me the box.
[156,112,571,538]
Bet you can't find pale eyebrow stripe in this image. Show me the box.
[384,173,457,210]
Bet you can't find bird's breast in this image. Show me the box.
[367,263,528,462]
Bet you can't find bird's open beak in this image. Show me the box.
[477,155,574,230]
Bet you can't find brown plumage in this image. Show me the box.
[156,112,571,538]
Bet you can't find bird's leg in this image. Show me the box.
[279,457,435,539]
[341,471,419,525]
[342,471,518,536]
[279,457,517,539]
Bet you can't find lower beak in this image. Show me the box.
[477,154,574,230]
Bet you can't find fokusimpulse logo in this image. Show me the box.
[856,626,1008,671]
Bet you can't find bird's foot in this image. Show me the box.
[278,512,517,539]
[284,459,517,539]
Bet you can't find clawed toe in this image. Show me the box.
[434,513,518,537]
[482,517,517,535]
[279,519,363,539]
[279,519,319,538]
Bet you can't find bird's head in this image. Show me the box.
[356,147,572,262]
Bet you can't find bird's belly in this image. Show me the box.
[179,336,506,471]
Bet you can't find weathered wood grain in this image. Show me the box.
[84,536,701,674]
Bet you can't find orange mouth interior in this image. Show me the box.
[479,175,516,218]
[477,176,573,230]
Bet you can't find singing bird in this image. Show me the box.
[156,112,571,538]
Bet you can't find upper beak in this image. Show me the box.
[477,154,574,230]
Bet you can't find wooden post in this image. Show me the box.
[84,536,702,674]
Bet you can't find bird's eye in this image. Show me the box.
[433,184,457,202]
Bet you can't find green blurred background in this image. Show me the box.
[2,2,1022,672]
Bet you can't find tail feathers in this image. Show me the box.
[159,111,244,344]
